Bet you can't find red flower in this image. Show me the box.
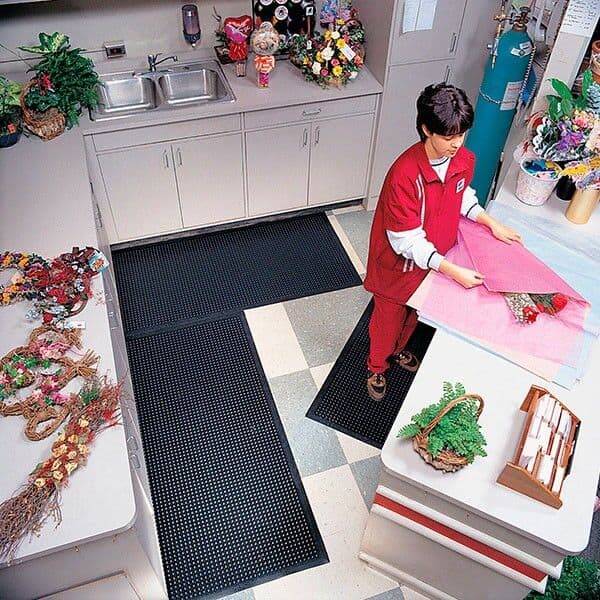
[523,306,538,323]
[43,312,53,323]
[551,294,568,312]
[536,302,545,313]
[7,123,16,134]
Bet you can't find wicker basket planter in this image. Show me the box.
[20,81,65,141]
[410,393,485,473]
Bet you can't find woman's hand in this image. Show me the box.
[490,221,522,244]
[439,261,484,288]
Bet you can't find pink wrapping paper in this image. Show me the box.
[409,219,590,373]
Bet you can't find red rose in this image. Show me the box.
[551,294,568,312]
[523,306,538,323]
[43,312,53,323]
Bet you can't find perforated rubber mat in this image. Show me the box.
[126,316,328,600]
[307,300,435,449]
[113,213,362,336]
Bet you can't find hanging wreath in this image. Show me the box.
[0,325,98,441]
[0,377,121,563]
[0,246,107,323]
[288,18,365,88]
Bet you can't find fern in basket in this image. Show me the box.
[398,382,487,464]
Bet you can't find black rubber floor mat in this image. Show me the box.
[306,300,435,449]
[126,315,328,599]
[113,213,362,336]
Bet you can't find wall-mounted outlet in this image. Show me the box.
[104,41,126,58]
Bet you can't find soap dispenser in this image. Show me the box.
[182,4,201,47]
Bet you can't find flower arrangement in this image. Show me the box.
[561,155,600,189]
[19,32,100,130]
[288,17,365,88]
[0,377,121,562]
[531,70,600,162]
[0,247,104,323]
[0,75,23,145]
[503,292,568,324]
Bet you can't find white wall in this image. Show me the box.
[0,0,252,65]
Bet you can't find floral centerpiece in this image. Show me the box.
[0,76,23,148]
[531,70,600,162]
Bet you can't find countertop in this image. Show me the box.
[381,167,600,555]
[0,132,136,567]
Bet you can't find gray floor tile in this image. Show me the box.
[284,286,371,368]
[221,589,256,600]
[269,369,347,478]
[350,455,382,509]
[335,209,374,267]
[365,587,406,600]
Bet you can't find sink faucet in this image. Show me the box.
[147,53,179,72]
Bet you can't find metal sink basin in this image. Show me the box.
[95,72,157,116]
[90,60,235,121]
[157,68,228,105]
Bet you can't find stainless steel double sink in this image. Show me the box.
[91,60,235,121]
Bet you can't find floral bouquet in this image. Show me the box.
[561,155,600,189]
[288,18,365,88]
[531,70,600,162]
[503,292,568,324]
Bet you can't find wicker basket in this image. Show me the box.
[412,394,484,473]
[20,80,65,141]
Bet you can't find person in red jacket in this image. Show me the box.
[364,83,521,400]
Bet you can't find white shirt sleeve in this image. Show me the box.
[461,186,484,221]
[386,228,444,271]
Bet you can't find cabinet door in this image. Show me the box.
[246,124,310,216]
[98,143,181,241]
[175,133,245,228]
[369,61,453,199]
[309,113,374,206]
[390,0,466,65]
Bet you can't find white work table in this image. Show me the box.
[360,166,600,600]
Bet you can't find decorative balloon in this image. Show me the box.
[250,22,280,88]
[224,15,253,77]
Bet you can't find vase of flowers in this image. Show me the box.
[0,76,23,148]
[18,32,99,140]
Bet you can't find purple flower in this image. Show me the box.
[556,121,586,152]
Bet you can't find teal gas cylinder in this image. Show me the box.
[466,19,533,204]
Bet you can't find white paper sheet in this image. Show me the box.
[560,0,600,38]
[402,0,438,33]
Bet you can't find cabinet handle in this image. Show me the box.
[163,149,170,169]
[444,65,452,83]
[314,126,320,145]
[127,434,139,452]
[302,108,322,117]
[177,148,183,167]
[129,454,141,469]
[449,32,458,54]
[302,128,308,147]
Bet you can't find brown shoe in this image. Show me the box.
[392,350,420,372]
[367,371,387,401]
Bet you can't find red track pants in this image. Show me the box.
[367,295,418,374]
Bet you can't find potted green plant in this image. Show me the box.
[18,32,99,139]
[0,76,23,148]
[398,382,487,472]
[525,555,600,600]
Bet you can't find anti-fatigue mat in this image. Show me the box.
[307,301,435,449]
[126,316,328,599]
[113,213,362,335]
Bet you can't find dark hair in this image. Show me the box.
[416,83,474,142]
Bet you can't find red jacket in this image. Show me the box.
[364,142,475,304]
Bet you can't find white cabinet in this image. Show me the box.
[369,61,453,197]
[390,0,467,65]
[246,101,375,216]
[246,123,310,216]
[309,113,373,206]
[96,132,245,242]
[98,143,181,241]
[176,133,245,228]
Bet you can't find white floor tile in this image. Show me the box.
[309,362,334,389]
[327,214,366,276]
[337,431,381,464]
[245,304,308,379]
[253,465,398,600]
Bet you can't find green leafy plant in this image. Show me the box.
[525,556,600,600]
[398,382,487,464]
[19,32,99,129]
[546,70,594,122]
[0,76,23,136]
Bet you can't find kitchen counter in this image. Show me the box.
[0,133,136,563]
